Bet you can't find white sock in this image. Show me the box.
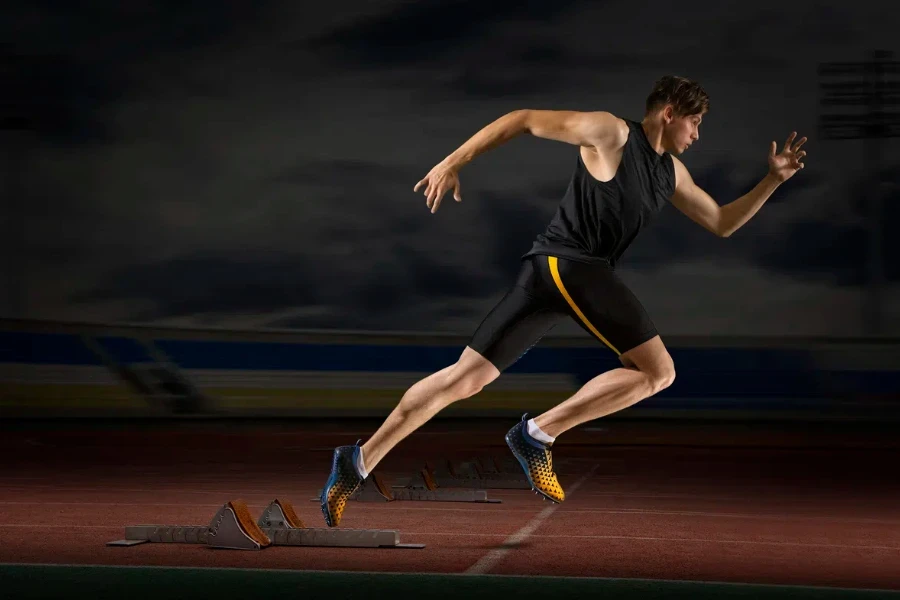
[355,446,369,479]
[526,418,555,444]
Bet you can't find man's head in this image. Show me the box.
[645,76,709,155]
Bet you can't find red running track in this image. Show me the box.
[0,419,898,590]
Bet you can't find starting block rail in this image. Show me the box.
[388,488,498,502]
[314,468,502,504]
[427,459,531,490]
[108,499,424,550]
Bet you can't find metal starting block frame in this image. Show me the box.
[426,458,531,490]
[107,498,424,550]
[481,454,570,473]
[316,469,501,504]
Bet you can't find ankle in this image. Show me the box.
[355,445,369,479]
[526,418,556,444]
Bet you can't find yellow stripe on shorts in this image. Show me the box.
[547,256,621,356]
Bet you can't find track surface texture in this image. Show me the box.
[1,418,899,597]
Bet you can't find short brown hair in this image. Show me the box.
[645,76,709,117]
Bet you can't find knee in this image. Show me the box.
[445,371,486,400]
[646,357,676,395]
[444,364,493,401]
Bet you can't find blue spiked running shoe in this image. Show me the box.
[505,414,565,503]
[320,440,365,527]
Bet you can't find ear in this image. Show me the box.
[663,105,674,124]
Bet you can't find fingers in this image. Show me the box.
[423,175,438,211]
[426,183,447,213]
[424,182,434,209]
[782,131,796,154]
[426,183,437,210]
[770,141,777,157]
[416,169,459,213]
[792,136,807,153]
[430,187,445,213]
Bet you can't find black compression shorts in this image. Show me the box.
[468,255,658,372]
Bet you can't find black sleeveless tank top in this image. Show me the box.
[523,119,676,268]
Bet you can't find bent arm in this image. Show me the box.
[670,157,782,238]
[444,110,623,169]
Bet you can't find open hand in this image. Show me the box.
[768,132,807,183]
[414,162,462,214]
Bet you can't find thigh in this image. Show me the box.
[546,256,658,357]
[468,260,567,373]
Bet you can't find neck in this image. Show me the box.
[639,117,666,155]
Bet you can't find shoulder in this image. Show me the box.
[587,111,629,150]
[569,110,629,151]
[669,154,692,189]
[575,110,629,143]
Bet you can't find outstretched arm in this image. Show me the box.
[670,132,808,237]
[444,110,623,167]
[415,110,624,213]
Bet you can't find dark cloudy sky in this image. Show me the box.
[5,1,899,338]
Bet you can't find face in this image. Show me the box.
[662,106,703,155]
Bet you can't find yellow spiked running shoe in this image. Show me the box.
[320,441,364,527]
[505,414,565,503]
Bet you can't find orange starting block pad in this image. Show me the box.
[107,499,424,550]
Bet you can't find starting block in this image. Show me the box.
[485,454,571,473]
[316,469,501,504]
[483,455,530,474]
[427,459,531,490]
[107,498,424,550]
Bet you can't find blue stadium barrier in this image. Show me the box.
[1,320,897,419]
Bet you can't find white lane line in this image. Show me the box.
[465,464,599,575]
